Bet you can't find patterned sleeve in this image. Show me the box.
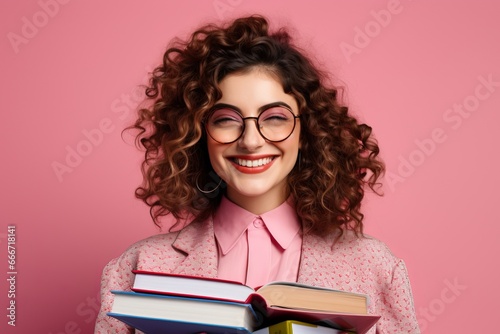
[376,259,420,334]
[94,252,139,334]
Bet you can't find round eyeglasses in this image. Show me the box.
[205,104,300,144]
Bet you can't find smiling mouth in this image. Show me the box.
[232,157,275,167]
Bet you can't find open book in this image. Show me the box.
[132,270,368,315]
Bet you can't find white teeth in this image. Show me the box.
[236,157,273,167]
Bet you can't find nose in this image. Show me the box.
[238,118,265,150]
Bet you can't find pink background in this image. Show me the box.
[1,0,499,333]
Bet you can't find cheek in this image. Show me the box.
[279,141,300,168]
[206,141,227,173]
[286,131,301,154]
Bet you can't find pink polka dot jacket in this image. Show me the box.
[95,219,420,333]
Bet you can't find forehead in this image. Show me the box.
[217,70,298,114]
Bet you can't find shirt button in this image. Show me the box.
[253,218,264,228]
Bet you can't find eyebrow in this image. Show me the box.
[211,101,293,114]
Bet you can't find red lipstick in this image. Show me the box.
[228,155,276,174]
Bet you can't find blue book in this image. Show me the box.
[108,314,256,334]
[108,291,260,334]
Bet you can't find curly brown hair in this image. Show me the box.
[131,15,385,237]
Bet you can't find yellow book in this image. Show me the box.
[253,320,351,334]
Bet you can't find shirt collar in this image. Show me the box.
[213,196,301,255]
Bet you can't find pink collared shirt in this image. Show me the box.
[213,196,302,289]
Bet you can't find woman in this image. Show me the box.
[95,15,420,333]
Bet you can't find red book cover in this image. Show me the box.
[132,270,254,302]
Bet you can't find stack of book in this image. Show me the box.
[108,270,380,334]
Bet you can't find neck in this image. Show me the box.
[225,187,289,215]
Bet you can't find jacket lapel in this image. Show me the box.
[170,219,219,278]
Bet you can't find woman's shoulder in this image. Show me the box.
[340,231,395,252]
[125,230,182,252]
[330,230,402,268]
[300,230,410,295]
[102,231,181,271]
[111,218,212,266]
[303,229,404,273]
[305,228,396,253]
[304,230,401,272]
